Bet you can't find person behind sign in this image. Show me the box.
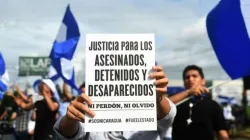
[53,65,208,140]
[170,65,229,140]
[62,82,86,102]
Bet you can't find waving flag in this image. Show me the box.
[206,0,250,79]
[218,95,239,105]
[49,4,81,94]
[167,86,185,96]
[48,65,60,82]
[0,53,9,92]
[33,79,41,93]
[0,92,3,100]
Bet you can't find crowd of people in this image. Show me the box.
[0,65,237,140]
[0,80,85,140]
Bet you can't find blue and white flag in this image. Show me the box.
[0,92,3,100]
[33,79,41,93]
[0,52,9,92]
[48,65,60,82]
[218,95,239,105]
[167,86,185,96]
[206,0,250,79]
[218,95,232,104]
[49,4,81,94]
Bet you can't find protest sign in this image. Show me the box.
[85,34,156,132]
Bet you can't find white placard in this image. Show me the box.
[85,34,156,132]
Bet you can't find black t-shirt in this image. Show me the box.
[0,104,5,116]
[172,97,227,140]
[34,97,58,140]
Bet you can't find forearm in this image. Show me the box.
[63,83,73,100]
[44,96,57,111]
[17,89,29,102]
[59,116,79,137]
[169,90,190,104]
[20,101,34,110]
[0,110,7,120]
[218,130,229,140]
[157,95,170,120]
[13,96,22,106]
[63,83,69,94]
[65,93,73,101]
[11,113,17,120]
[31,111,36,121]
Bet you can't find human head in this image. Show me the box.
[79,82,85,93]
[38,82,53,98]
[38,79,59,101]
[182,65,205,89]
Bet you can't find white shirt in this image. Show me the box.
[54,98,176,140]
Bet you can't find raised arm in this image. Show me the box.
[63,82,73,101]
[15,85,29,103]
[54,94,94,139]
[10,93,34,110]
[169,84,208,104]
[149,66,171,120]
[20,101,34,110]
[0,110,8,120]
[43,95,59,112]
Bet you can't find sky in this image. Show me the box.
[0,0,230,86]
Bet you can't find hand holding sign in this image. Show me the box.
[85,34,158,132]
[66,93,95,122]
[65,66,168,123]
[150,66,168,100]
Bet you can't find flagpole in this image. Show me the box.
[176,79,232,106]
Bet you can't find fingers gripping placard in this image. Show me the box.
[85,34,156,132]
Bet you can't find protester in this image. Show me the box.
[62,82,85,101]
[57,82,85,118]
[0,103,7,121]
[53,66,208,140]
[57,82,73,118]
[18,79,59,140]
[171,65,229,140]
[10,86,33,140]
[1,91,17,121]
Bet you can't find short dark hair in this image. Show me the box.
[79,82,85,89]
[182,65,204,79]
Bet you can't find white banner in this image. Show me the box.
[85,34,156,132]
[212,85,242,105]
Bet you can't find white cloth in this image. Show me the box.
[28,120,35,132]
[59,102,70,118]
[54,98,177,140]
[165,126,172,138]
[41,79,60,102]
[223,105,235,121]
